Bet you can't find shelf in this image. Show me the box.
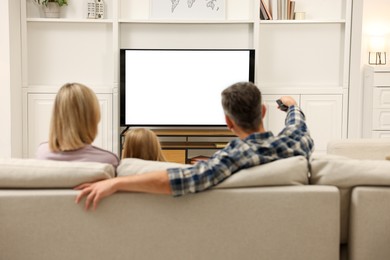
[26,18,255,25]
[119,19,254,24]
[119,128,233,163]
[26,18,114,23]
[161,142,226,149]
[259,19,346,24]
[27,19,255,24]
[151,129,234,137]
[259,86,347,95]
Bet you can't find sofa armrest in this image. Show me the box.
[349,187,390,260]
[0,186,339,260]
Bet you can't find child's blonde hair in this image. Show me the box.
[122,128,166,162]
[49,83,100,152]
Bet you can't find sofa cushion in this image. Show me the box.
[0,158,115,188]
[118,156,309,188]
[117,158,190,176]
[216,156,309,188]
[310,154,390,244]
[310,154,390,187]
[327,139,390,160]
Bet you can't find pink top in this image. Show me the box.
[36,142,119,168]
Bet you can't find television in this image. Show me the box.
[120,49,255,127]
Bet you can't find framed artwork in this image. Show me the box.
[150,0,226,20]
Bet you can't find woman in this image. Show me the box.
[36,82,119,167]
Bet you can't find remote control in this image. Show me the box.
[276,99,288,112]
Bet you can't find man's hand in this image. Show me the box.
[74,178,118,211]
[74,171,172,211]
[279,96,297,108]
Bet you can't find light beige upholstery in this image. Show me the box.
[118,156,309,188]
[327,139,390,160]
[0,158,114,188]
[117,158,190,176]
[316,139,390,259]
[349,187,390,260]
[0,186,339,260]
[310,154,390,244]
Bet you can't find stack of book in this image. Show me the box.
[260,0,296,20]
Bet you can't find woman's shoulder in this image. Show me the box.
[36,142,50,158]
[87,145,120,165]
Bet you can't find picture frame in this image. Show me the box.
[150,0,226,20]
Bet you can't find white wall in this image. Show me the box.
[0,0,22,158]
[362,0,390,63]
[0,1,12,157]
[348,0,390,138]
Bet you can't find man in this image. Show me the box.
[75,81,314,209]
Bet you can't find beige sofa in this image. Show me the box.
[0,156,340,260]
[310,139,390,260]
[4,138,389,260]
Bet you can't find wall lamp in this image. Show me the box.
[369,36,386,65]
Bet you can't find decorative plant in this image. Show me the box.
[33,0,68,7]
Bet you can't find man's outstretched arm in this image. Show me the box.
[75,170,171,210]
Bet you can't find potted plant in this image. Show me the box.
[33,0,68,18]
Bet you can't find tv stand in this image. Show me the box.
[121,128,235,164]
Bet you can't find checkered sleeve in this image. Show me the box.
[166,145,245,197]
[281,105,314,157]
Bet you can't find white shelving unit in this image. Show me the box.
[363,65,390,138]
[21,0,352,157]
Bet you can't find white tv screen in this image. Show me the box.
[120,49,255,126]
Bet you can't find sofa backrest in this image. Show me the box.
[327,139,390,160]
[0,158,115,188]
[118,156,309,188]
[0,185,339,260]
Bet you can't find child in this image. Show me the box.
[36,82,119,167]
[122,128,166,162]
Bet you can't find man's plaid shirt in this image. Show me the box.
[167,105,314,197]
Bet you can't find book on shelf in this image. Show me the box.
[268,0,295,20]
[270,0,279,20]
[288,0,295,20]
[281,0,287,19]
[260,0,272,20]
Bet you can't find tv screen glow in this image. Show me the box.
[120,49,255,127]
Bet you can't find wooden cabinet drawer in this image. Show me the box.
[162,149,186,164]
[373,72,390,86]
[372,109,390,130]
[373,87,390,108]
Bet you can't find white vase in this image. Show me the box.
[43,2,60,18]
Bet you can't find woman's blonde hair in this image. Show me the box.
[49,83,101,152]
[122,128,166,162]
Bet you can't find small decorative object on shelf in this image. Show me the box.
[86,0,104,19]
[294,12,305,20]
[87,0,96,19]
[95,0,105,19]
[33,0,68,18]
[150,0,225,20]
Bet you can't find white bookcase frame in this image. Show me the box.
[21,0,352,157]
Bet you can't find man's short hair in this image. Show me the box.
[221,81,262,132]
